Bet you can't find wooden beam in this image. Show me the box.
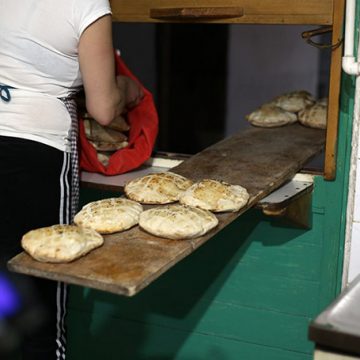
[324,0,346,180]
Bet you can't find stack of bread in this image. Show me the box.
[83,113,130,166]
[246,90,328,129]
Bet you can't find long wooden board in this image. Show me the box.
[8,124,325,296]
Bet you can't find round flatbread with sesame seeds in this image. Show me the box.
[124,172,193,204]
[298,102,327,129]
[139,204,218,239]
[74,197,143,234]
[21,224,103,263]
[246,104,298,127]
[270,90,315,113]
[179,179,249,212]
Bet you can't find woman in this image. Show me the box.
[0,0,143,358]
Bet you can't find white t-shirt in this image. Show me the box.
[0,0,112,151]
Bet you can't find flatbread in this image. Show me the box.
[84,118,129,151]
[107,115,130,132]
[179,179,250,212]
[246,104,297,128]
[21,224,103,263]
[96,152,112,167]
[124,172,193,204]
[139,204,219,239]
[90,140,128,152]
[74,197,143,234]
[84,119,128,143]
[271,90,315,112]
[298,102,327,129]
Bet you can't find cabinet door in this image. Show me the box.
[110,0,333,25]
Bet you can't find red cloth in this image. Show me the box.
[79,54,158,175]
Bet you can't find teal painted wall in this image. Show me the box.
[66,75,355,360]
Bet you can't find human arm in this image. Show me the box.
[78,15,124,126]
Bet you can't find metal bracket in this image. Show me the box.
[256,174,314,228]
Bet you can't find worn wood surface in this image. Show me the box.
[109,0,333,24]
[149,6,244,20]
[8,124,325,296]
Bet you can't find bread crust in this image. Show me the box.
[298,102,327,129]
[21,225,103,263]
[271,90,315,112]
[124,172,193,204]
[246,104,297,128]
[74,197,143,234]
[179,179,249,212]
[139,204,218,239]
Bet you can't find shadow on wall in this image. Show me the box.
[66,205,312,359]
[66,210,261,359]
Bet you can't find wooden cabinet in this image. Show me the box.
[110,0,333,24]
[109,0,345,178]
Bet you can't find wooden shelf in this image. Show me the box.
[8,124,325,296]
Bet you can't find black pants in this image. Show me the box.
[0,136,72,360]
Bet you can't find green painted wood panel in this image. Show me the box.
[69,310,312,360]
[65,208,337,358]
[67,73,356,360]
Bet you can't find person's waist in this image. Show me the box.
[0,83,79,102]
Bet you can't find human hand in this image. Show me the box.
[116,75,144,112]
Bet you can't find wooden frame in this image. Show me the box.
[110,0,345,180]
[325,0,345,180]
[110,0,333,24]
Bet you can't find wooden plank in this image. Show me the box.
[324,0,346,180]
[8,124,325,296]
[101,300,313,352]
[149,7,244,20]
[109,0,333,24]
[67,310,313,360]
